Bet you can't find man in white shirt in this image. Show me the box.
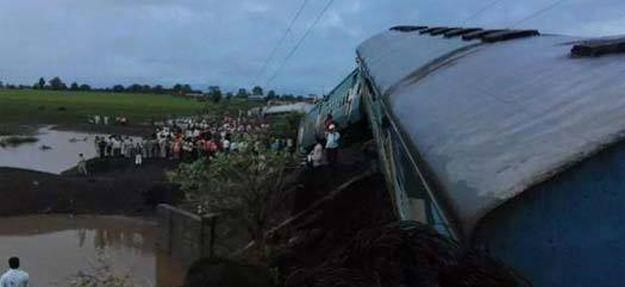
[112,137,122,157]
[325,124,341,167]
[77,154,88,176]
[0,257,29,287]
[222,137,231,154]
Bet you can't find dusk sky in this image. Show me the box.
[1,0,624,94]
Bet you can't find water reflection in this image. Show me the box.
[0,126,103,174]
[0,215,185,287]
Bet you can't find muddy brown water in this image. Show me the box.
[0,215,186,287]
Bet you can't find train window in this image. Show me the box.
[364,79,377,101]
[390,133,423,198]
[388,126,453,237]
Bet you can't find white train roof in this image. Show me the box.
[358,26,625,237]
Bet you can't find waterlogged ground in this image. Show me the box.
[0,126,103,174]
[0,215,185,287]
[0,129,185,286]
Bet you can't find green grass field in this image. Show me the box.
[0,89,254,135]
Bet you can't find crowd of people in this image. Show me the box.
[76,110,344,177]
[91,113,296,169]
[88,114,128,126]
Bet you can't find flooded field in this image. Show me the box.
[0,126,102,174]
[0,215,185,287]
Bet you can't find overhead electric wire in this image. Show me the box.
[509,0,568,28]
[265,0,337,86]
[252,0,311,86]
[461,0,508,25]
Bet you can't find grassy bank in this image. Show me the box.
[0,89,257,135]
[0,136,38,147]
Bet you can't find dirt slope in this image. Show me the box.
[0,158,180,216]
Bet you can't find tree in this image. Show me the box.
[236,88,249,99]
[153,85,164,94]
[49,77,67,90]
[266,90,277,100]
[79,84,91,91]
[142,85,151,93]
[34,77,46,89]
[182,84,193,93]
[208,86,222,103]
[225,92,233,100]
[168,147,296,249]
[172,83,193,95]
[127,83,143,93]
[282,94,295,101]
[252,86,264,96]
[0,81,4,89]
[112,85,125,92]
[173,83,183,92]
[70,82,79,91]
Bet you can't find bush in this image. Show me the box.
[168,146,297,249]
[67,252,139,287]
[270,112,303,139]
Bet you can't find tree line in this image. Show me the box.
[0,77,308,102]
[28,77,202,94]
[205,85,306,103]
[0,77,201,94]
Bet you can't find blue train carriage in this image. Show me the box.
[357,25,625,286]
[297,69,363,153]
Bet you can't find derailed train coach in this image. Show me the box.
[301,25,625,286]
[297,69,362,152]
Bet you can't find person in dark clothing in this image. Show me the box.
[98,137,107,158]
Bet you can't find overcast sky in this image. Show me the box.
[0,0,624,94]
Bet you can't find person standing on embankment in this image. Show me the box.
[77,153,88,176]
[325,124,340,167]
